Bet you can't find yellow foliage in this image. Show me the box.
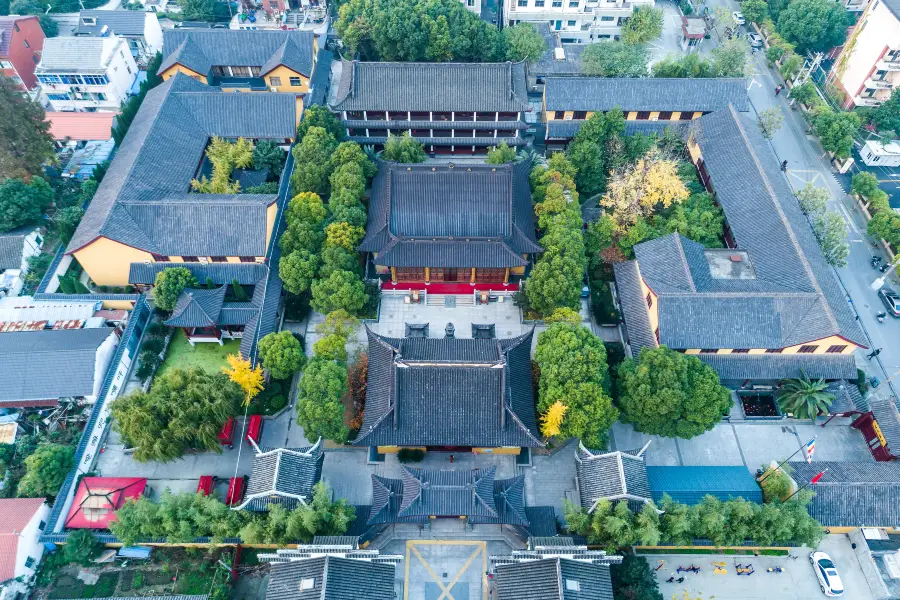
[600,158,689,228]
[540,400,568,438]
[190,137,254,194]
[222,353,264,406]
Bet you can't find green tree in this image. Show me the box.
[865,89,900,138]
[502,22,547,62]
[284,481,356,541]
[297,105,346,142]
[252,140,286,178]
[544,307,582,325]
[52,206,85,243]
[658,494,694,545]
[313,334,349,361]
[611,555,664,600]
[869,210,900,248]
[851,172,886,203]
[777,0,849,54]
[811,108,860,159]
[382,133,427,163]
[329,141,377,179]
[38,14,58,37]
[534,323,618,447]
[110,368,241,462]
[526,238,584,314]
[779,53,804,80]
[291,126,338,195]
[281,192,328,254]
[258,330,306,380]
[319,245,361,279]
[788,81,819,106]
[710,39,750,77]
[152,267,198,312]
[568,139,606,197]
[616,346,731,438]
[777,372,835,423]
[486,141,518,164]
[621,6,664,45]
[17,443,75,498]
[0,76,55,180]
[795,182,830,216]
[62,530,100,565]
[652,53,715,78]
[280,249,321,295]
[177,0,215,20]
[296,358,349,442]
[742,0,768,24]
[811,210,849,267]
[324,221,365,253]
[581,41,650,77]
[759,466,793,502]
[0,176,53,232]
[310,270,367,314]
[656,191,725,248]
[757,107,785,139]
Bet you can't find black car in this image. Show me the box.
[879,287,900,317]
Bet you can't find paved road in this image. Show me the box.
[741,50,900,405]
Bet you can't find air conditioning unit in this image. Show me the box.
[270,87,278,92]
[199,257,209,264]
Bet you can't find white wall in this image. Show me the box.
[142,14,164,59]
[505,0,653,42]
[834,0,900,107]
[0,502,50,600]
[42,37,138,113]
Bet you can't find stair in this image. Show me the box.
[368,522,526,550]
[424,294,475,307]
[426,293,445,306]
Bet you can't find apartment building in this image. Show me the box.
[0,16,45,96]
[829,0,900,108]
[36,36,137,112]
[504,0,654,42]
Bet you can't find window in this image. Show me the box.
[126,65,132,74]
[38,521,46,531]
[32,55,39,64]
[573,110,587,119]
[250,66,261,77]
[567,19,576,26]
[731,349,750,354]
[82,75,109,85]
[765,348,783,354]
[554,110,565,119]
[645,292,653,308]
[518,0,528,6]
[269,76,282,87]
[552,0,562,6]
[289,76,303,86]
[826,344,848,354]
[239,256,256,263]
[23,39,29,48]
[211,256,227,263]
[699,349,718,354]
[658,111,672,120]
[654,327,660,342]
[14,22,19,31]
[25,557,35,569]
[636,111,651,120]
[95,92,106,101]
[120,50,125,59]
[797,345,818,354]
[535,0,544,5]
[47,93,71,101]
[600,15,614,20]
[181,256,200,262]
[300,578,315,591]
[569,0,579,6]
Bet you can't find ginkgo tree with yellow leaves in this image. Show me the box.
[540,401,568,438]
[600,155,690,229]
[223,353,265,407]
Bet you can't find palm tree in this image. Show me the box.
[777,371,835,424]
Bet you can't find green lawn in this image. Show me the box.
[156,330,241,377]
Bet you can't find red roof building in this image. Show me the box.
[47,113,116,143]
[0,16,46,92]
[0,498,49,592]
[64,477,147,530]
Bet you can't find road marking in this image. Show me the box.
[837,203,861,235]
[405,540,487,600]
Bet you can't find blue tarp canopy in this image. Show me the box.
[118,546,152,559]
[646,466,763,505]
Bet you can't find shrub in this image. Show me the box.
[397,448,425,463]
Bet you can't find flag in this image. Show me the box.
[804,438,816,463]
[811,469,828,484]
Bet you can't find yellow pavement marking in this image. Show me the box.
[404,540,488,600]
[438,545,483,600]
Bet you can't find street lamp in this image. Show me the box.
[871,258,899,291]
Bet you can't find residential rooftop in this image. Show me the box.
[37,36,123,74]
[76,10,146,37]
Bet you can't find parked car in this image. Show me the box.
[732,11,745,24]
[747,32,763,48]
[810,552,844,596]
[879,287,900,317]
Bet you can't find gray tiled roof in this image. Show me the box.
[575,445,651,511]
[361,160,540,269]
[547,119,689,141]
[129,261,268,285]
[368,467,529,526]
[67,74,297,257]
[0,328,115,404]
[354,328,543,448]
[344,120,526,131]
[159,30,315,77]
[826,380,867,413]
[530,24,587,78]
[306,49,332,107]
[76,10,145,37]
[0,231,27,270]
[543,77,749,113]
[695,353,857,381]
[266,556,396,600]
[332,59,530,112]
[495,558,613,600]
[164,286,226,328]
[38,37,110,73]
[239,444,324,512]
[616,107,866,367]
[883,0,900,19]
[349,135,527,147]
[613,261,658,354]
[788,461,900,527]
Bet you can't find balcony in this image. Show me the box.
[854,96,883,107]
[876,59,900,71]
[865,77,895,90]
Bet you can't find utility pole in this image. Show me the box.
[788,52,824,108]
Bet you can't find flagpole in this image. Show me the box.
[785,468,828,502]
[759,437,815,483]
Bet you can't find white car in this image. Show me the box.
[810,552,844,596]
[732,11,746,24]
[747,32,763,48]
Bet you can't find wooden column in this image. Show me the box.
[504,268,509,284]
[391,267,397,284]
[470,268,476,284]
[424,267,430,284]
